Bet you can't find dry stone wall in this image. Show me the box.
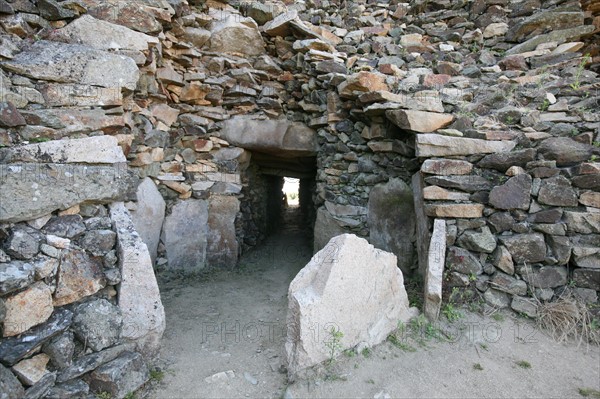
[1,0,600,395]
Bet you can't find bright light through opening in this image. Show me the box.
[283,177,300,207]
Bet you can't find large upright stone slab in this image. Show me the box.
[1,41,139,90]
[110,202,165,357]
[286,234,414,379]
[207,196,240,268]
[130,178,165,263]
[0,163,138,223]
[368,178,416,274]
[161,199,208,271]
[313,207,347,253]
[424,219,446,321]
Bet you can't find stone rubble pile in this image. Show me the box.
[0,0,600,394]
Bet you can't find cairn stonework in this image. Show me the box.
[1,0,600,395]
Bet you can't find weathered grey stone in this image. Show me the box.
[1,136,126,164]
[44,216,86,239]
[32,256,59,279]
[0,101,25,127]
[42,332,75,369]
[0,364,24,399]
[78,230,116,257]
[489,174,532,210]
[573,288,598,304]
[130,178,165,264]
[12,353,50,386]
[313,207,348,253]
[490,272,527,296]
[483,288,511,308]
[505,25,594,56]
[573,269,600,291]
[537,176,578,207]
[424,175,492,193]
[385,110,454,133]
[53,249,105,306]
[72,299,122,352]
[87,0,165,33]
[338,72,389,98]
[547,235,572,265]
[421,159,473,175]
[424,219,445,321]
[457,227,497,254]
[286,234,414,379]
[0,163,138,223]
[56,343,135,383]
[446,246,482,274]
[182,26,211,47]
[500,233,546,264]
[88,351,149,399]
[23,371,56,399]
[3,282,53,337]
[511,296,538,318]
[162,199,208,271]
[110,203,165,357]
[538,137,593,166]
[563,212,600,234]
[367,178,415,274]
[220,115,317,158]
[425,204,485,218]
[53,15,160,52]
[46,379,89,399]
[521,265,568,288]
[3,225,40,260]
[493,246,515,275]
[416,134,516,157]
[0,309,72,366]
[37,0,74,20]
[506,11,584,43]
[477,148,536,173]
[1,41,139,90]
[208,15,265,55]
[207,196,240,268]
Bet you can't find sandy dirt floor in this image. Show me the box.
[148,208,600,399]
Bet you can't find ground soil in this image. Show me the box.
[148,208,600,399]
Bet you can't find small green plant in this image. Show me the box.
[361,347,372,358]
[479,343,489,351]
[579,388,600,398]
[150,369,165,382]
[388,334,417,352]
[29,137,51,143]
[571,128,580,136]
[367,379,375,384]
[442,303,463,323]
[592,141,600,148]
[590,155,598,162]
[123,393,136,399]
[324,326,344,365]
[516,360,531,369]
[96,393,112,399]
[468,273,477,282]
[540,99,550,111]
[570,53,591,90]
[491,313,505,322]
[343,349,356,358]
[473,363,484,371]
